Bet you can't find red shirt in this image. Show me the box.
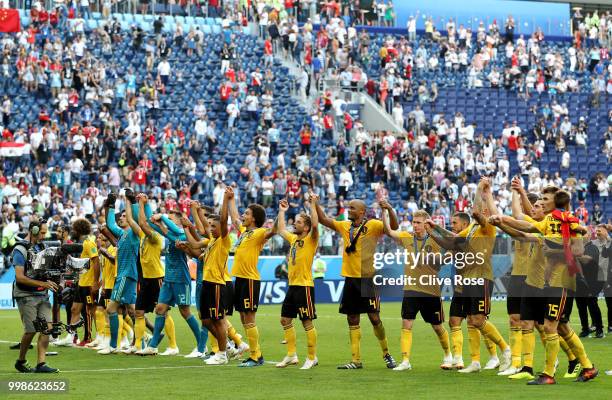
[139,159,153,172]
[454,198,468,212]
[343,113,353,130]
[300,129,311,145]
[575,207,589,223]
[431,215,446,227]
[165,197,177,211]
[220,84,231,101]
[225,68,236,83]
[264,40,272,55]
[287,180,300,197]
[133,168,147,185]
[323,114,333,129]
[82,126,97,139]
[508,135,518,151]
[427,133,437,150]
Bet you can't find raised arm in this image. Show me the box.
[220,188,230,238]
[488,215,538,242]
[125,196,143,237]
[138,197,154,236]
[161,215,182,235]
[312,195,336,231]
[226,187,242,232]
[379,200,399,236]
[511,176,534,219]
[499,215,541,233]
[106,207,123,238]
[275,199,293,242]
[425,219,465,251]
[308,192,319,241]
[99,247,116,263]
[100,225,118,247]
[481,178,500,217]
[382,207,403,244]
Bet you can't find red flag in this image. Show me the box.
[0,9,20,33]
[550,209,580,276]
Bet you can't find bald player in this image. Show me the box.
[314,197,397,369]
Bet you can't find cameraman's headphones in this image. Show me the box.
[29,221,41,236]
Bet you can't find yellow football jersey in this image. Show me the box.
[286,232,318,287]
[102,245,117,290]
[231,227,267,280]
[456,222,496,280]
[333,219,384,278]
[78,236,99,287]
[139,230,165,278]
[512,239,529,276]
[203,234,231,285]
[397,231,443,296]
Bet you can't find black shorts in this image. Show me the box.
[401,291,444,325]
[233,277,260,312]
[544,287,574,323]
[281,285,317,321]
[507,275,526,315]
[224,280,234,316]
[339,277,380,315]
[74,285,96,305]
[97,288,113,308]
[449,279,494,317]
[520,284,545,324]
[199,281,225,320]
[136,277,163,313]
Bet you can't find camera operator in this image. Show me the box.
[12,220,59,373]
[51,225,74,340]
[55,218,100,347]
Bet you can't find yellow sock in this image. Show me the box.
[209,331,220,353]
[226,320,242,346]
[544,333,560,377]
[283,324,297,356]
[450,326,463,359]
[305,326,317,360]
[117,315,125,343]
[124,314,134,328]
[372,322,389,356]
[484,336,497,357]
[134,316,146,350]
[522,329,535,368]
[536,324,546,346]
[165,315,177,349]
[510,327,522,368]
[562,331,592,369]
[245,323,261,359]
[95,309,106,337]
[479,321,508,350]
[349,325,361,363]
[400,328,412,362]
[104,316,110,337]
[559,335,577,362]
[436,327,451,356]
[122,320,132,343]
[467,325,481,363]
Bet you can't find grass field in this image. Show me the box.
[0,302,610,399]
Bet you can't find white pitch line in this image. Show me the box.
[0,361,281,376]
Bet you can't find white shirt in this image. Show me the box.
[157,61,171,76]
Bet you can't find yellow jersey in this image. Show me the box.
[512,239,529,276]
[286,232,318,287]
[139,230,165,278]
[397,231,443,296]
[456,222,496,281]
[102,245,117,290]
[78,236,99,287]
[231,227,268,280]
[203,234,231,285]
[333,219,385,278]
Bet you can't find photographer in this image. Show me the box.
[55,219,100,347]
[12,220,59,373]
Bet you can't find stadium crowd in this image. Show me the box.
[0,1,611,272]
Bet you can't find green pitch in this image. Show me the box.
[0,302,610,399]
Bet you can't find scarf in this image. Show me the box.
[550,209,580,276]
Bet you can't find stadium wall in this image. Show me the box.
[393,0,571,36]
